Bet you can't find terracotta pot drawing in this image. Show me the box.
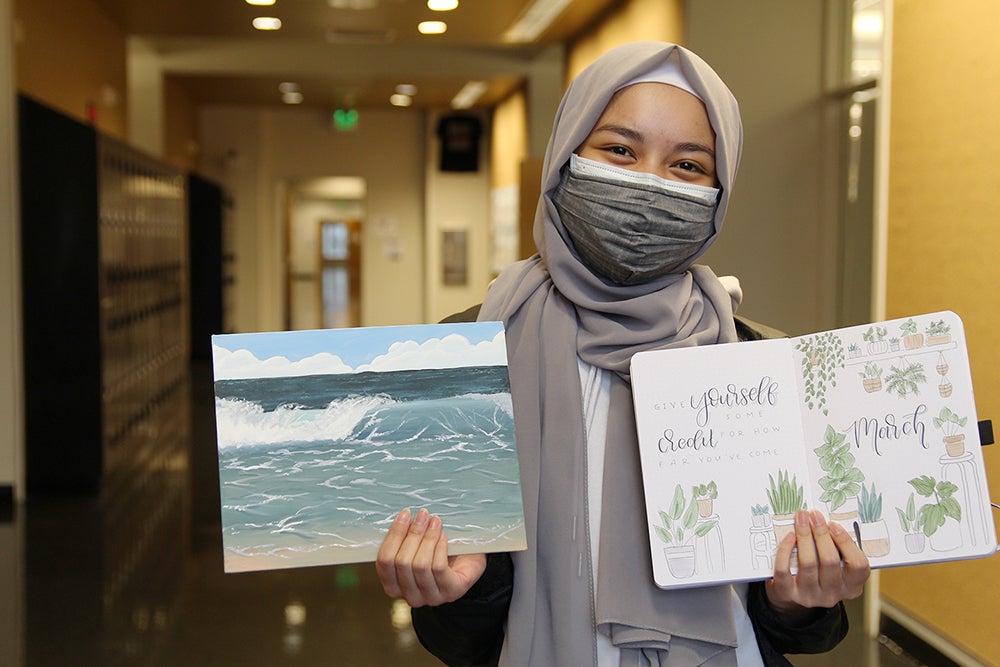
[944,434,966,457]
[860,519,891,557]
[697,498,714,518]
[863,377,883,393]
[903,334,924,350]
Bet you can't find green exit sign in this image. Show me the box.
[333,108,359,131]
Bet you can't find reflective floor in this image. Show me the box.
[0,364,937,667]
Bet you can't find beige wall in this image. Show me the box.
[164,76,199,173]
[879,0,1000,662]
[425,109,493,322]
[490,89,527,189]
[13,0,126,139]
[568,0,684,81]
[198,105,428,331]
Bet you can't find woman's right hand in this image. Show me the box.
[375,508,487,607]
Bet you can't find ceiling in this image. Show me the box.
[90,0,618,110]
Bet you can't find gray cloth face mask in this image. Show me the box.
[552,154,720,285]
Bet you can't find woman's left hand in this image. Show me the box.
[766,509,871,622]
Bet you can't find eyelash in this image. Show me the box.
[597,146,709,176]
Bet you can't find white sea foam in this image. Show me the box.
[215,395,396,448]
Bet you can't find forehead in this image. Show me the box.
[592,82,715,143]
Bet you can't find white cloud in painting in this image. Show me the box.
[357,330,507,372]
[213,346,353,380]
[212,329,506,379]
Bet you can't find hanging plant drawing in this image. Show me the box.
[795,332,845,415]
[859,362,883,393]
[884,361,927,398]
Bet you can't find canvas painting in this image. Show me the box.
[212,321,526,573]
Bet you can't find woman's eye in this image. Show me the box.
[605,145,633,158]
[675,160,705,174]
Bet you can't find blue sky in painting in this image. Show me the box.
[212,322,507,380]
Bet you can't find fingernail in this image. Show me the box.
[397,508,411,524]
[810,510,826,527]
[795,509,808,526]
[414,508,429,525]
[429,515,442,530]
[829,521,845,536]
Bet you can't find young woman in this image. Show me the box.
[376,41,870,667]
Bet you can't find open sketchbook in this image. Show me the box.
[211,321,526,573]
[631,311,996,590]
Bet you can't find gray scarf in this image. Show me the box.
[479,42,745,666]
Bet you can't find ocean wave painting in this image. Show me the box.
[212,322,526,573]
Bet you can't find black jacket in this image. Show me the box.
[414,308,849,667]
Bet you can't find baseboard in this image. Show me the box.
[880,599,984,667]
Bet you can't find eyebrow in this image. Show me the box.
[589,125,716,159]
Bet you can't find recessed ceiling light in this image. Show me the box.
[282,92,303,104]
[246,0,276,6]
[417,20,447,35]
[427,0,458,10]
[252,17,282,30]
[395,84,417,96]
[390,94,412,107]
[278,82,300,93]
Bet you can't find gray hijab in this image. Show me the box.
[480,42,744,666]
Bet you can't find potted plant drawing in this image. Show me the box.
[693,481,718,518]
[863,325,889,355]
[909,475,963,552]
[889,337,900,352]
[925,319,952,346]
[766,470,805,546]
[857,483,890,557]
[896,492,926,554]
[795,331,845,416]
[813,425,865,527]
[884,361,927,398]
[933,407,968,457]
[900,318,924,350]
[847,343,862,359]
[751,503,771,529]
[654,484,718,578]
[859,362,883,393]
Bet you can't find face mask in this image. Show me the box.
[551,154,720,286]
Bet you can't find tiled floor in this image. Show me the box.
[0,365,934,666]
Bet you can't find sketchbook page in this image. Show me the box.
[631,338,814,590]
[211,321,527,573]
[795,311,997,569]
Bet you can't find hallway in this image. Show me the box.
[1,363,943,667]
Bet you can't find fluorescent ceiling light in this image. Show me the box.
[418,20,447,35]
[502,0,573,43]
[328,0,379,8]
[427,0,459,10]
[245,0,276,6]
[252,17,282,30]
[451,80,487,109]
[390,94,412,107]
[282,91,303,104]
